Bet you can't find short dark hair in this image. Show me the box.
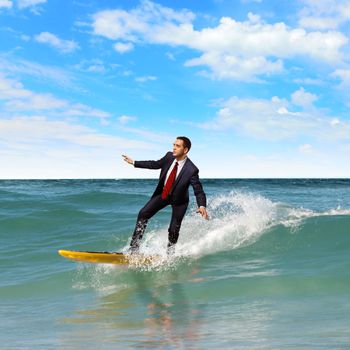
[177,136,191,151]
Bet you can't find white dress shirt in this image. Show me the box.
[164,157,187,184]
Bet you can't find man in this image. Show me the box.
[122,136,209,254]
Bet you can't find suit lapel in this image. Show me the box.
[160,155,175,182]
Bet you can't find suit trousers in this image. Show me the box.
[130,194,188,249]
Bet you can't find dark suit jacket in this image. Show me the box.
[134,152,206,207]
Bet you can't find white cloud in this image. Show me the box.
[299,16,338,30]
[17,0,46,9]
[299,0,350,29]
[122,70,133,77]
[0,0,12,9]
[0,73,32,99]
[0,73,68,110]
[199,88,350,141]
[65,103,111,119]
[92,0,194,40]
[118,125,172,143]
[74,59,107,74]
[91,1,347,81]
[0,56,75,89]
[293,77,323,86]
[119,115,137,124]
[86,65,105,73]
[0,116,88,142]
[0,74,110,119]
[6,94,67,110]
[113,42,134,53]
[185,53,283,82]
[201,150,350,178]
[331,118,341,126]
[299,143,313,153]
[135,75,157,83]
[291,87,318,108]
[331,68,350,87]
[201,95,306,139]
[35,32,79,53]
[0,116,155,179]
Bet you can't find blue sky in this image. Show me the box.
[1,0,350,178]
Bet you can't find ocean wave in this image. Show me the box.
[134,191,350,260]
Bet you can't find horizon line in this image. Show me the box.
[1,177,350,181]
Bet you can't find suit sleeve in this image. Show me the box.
[190,170,207,208]
[134,152,171,170]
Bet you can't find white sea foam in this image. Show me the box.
[135,191,350,260]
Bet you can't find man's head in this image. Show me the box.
[173,136,191,159]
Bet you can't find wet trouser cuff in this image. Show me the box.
[129,219,148,252]
[167,242,176,256]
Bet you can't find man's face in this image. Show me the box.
[173,139,188,158]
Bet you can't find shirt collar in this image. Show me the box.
[175,156,187,166]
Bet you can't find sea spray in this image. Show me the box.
[133,191,330,259]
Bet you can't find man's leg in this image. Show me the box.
[130,195,169,252]
[167,202,188,255]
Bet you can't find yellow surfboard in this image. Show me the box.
[58,250,161,265]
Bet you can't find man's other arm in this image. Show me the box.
[190,170,207,208]
[190,171,209,220]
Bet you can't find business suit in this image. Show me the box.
[130,151,206,252]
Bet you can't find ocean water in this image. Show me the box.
[1,179,350,349]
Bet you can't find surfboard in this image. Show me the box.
[58,250,161,265]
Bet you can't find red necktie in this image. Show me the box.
[162,162,178,200]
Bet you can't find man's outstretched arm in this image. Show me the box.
[122,152,171,169]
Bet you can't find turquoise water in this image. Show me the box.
[1,179,350,349]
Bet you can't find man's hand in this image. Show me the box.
[197,207,209,220]
[122,154,134,165]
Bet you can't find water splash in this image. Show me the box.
[134,191,350,260]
